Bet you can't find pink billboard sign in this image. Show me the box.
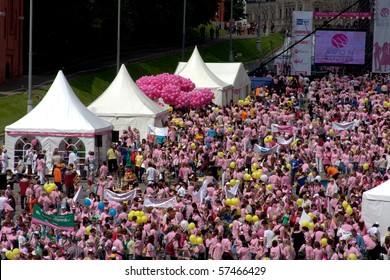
[314,30,366,65]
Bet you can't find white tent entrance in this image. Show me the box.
[5,70,113,172]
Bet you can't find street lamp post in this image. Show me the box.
[27,0,33,113]
[181,0,186,61]
[229,0,233,62]
[116,0,121,73]
[256,0,262,53]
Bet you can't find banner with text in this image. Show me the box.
[32,204,74,231]
[291,11,313,76]
[372,0,390,73]
[104,189,137,202]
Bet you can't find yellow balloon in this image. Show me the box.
[342,201,348,209]
[229,223,233,229]
[226,198,232,206]
[382,133,387,139]
[12,248,20,256]
[244,100,250,106]
[188,222,196,230]
[252,215,259,222]
[244,173,252,181]
[363,163,369,170]
[86,225,92,235]
[346,206,353,216]
[262,257,271,260]
[196,237,203,245]
[5,251,14,260]
[231,146,237,153]
[252,163,258,170]
[321,238,328,247]
[296,198,303,206]
[286,164,291,170]
[218,152,224,158]
[229,162,236,169]
[347,253,357,260]
[245,214,252,222]
[168,106,173,112]
[254,184,260,189]
[308,213,314,220]
[252,171,261,179]
[189,234,197,243]
[308,222,315,230]
[238,100,244,106]
[231,198,240,206]
[266,184,273,190]
[329,129,334,136]
[190,143,196,149]
[301,221,309,228]
[141,215,148,223]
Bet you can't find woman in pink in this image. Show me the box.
[36,154,46,184]
[134,232,144,260]
[237,240,251,260]
[269,240,282,260]
[144,235,157,260]
[96,177,107,200]
[313,241,325,260]
[315,142,324,173]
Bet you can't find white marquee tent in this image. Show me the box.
[175,61,251,101]
[5,70,113,171]
[88,64,169,141]
[174,46,233,107]
[362,180,390,242]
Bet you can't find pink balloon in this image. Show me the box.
[31,139,37,146]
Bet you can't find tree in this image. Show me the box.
[224,0,245,21]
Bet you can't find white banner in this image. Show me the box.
[193,180,208,204]
[271,124,293,134]
[147,125,169,136]
[143,197,177,209]
[276,135,295,146]
[291,11,313,76]
[331,120,360,131]
[373,0,390,73]
[73,185,86,203]
[254,144,279,155]
[104,189,137,202]
[224,182,239,199]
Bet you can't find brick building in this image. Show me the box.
[0,0,24,85]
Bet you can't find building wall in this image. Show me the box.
[0,0,24,85]
[246,0,359,33]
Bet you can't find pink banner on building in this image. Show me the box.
[372,0,390,73]
[313,12,372,19]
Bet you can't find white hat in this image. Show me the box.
[315,176,322,182]
[112,246,117,252]
[138,148,142,152]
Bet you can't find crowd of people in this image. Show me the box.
[1,72,390,261]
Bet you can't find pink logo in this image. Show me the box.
[293,59,303,64]
[331,34,348,48]
[381,8,389,17]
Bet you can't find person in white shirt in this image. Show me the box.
[264,221,275,257]
[68,148,78,168]
[145,162,157,184]
[1,149,9,173]
[0,190,8,223]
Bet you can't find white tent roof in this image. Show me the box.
[88,64,168,118]
[175,46,232,90]
[175,62,250,91]
[5,70,113,135]
[362,179,390,242]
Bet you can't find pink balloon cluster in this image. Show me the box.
[136,73,214,108]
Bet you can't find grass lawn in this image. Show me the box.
[0,33,283,135]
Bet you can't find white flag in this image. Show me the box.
[104,189,137,202]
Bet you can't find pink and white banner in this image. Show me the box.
[291,11,313,76]
[372,0,390,73]
[271,124,293,134]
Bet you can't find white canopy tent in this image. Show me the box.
[174,46,233,107]
[175,61,251,101]
[88,64,169,141]
[5,70,113,171]
[362,180,390,242]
